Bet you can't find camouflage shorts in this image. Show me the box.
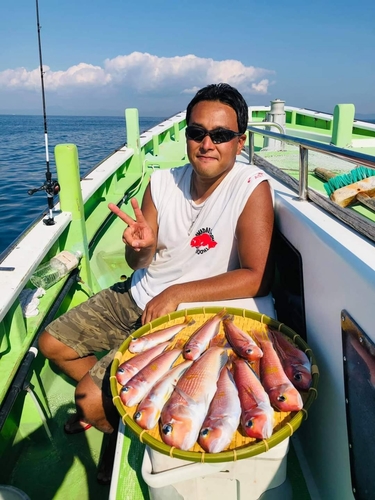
[46,278,143,395]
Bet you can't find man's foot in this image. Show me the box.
[64,414,92,434]
[97,431,117,485]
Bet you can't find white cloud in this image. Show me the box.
[0,52,274,96]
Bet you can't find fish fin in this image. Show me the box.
[174,386,198,406]
[174,338,187,350]
[209,332,229,348]
[251,358,260,376]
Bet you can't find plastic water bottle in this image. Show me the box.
[30,250,82,290]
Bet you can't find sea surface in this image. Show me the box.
[0,114,164,256]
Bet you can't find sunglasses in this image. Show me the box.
[185,125,243,144]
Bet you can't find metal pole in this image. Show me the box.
[249,131,255,165]
[299,146,308,200]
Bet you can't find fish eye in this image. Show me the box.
[277,394,286,402]
[294,373,302,381]
[121,386,130,393]
[162,424,173,435]
[118,368,124,374]
[200,428,210,437]
[245,419,254,428]
[134,411,142,420]
[246,348,253,354]
[184,348,191,353]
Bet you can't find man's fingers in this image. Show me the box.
[108,203,135,226]
[130,198,146,224]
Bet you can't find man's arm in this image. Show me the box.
[108,184,158,270]
[142,181,274,323]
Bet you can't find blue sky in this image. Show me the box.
[0,0,374,117]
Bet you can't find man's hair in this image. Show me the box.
[186,83,248,134]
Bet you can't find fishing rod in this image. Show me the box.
[28,0,59,225]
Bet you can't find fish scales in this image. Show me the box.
[134,360,193,430]
[198,366,241,453]
[116,341,171,386]
[183,309,227,360]
[256,332,304,412]
[223,316,263,361]
[129,316,194,353]
[160,346,228,450]
[268,328,312,390]
[120,348,182,407]
[233,357,274,440]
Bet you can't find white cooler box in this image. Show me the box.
[141,437,290,500]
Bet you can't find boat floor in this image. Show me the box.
[4,367,312,500]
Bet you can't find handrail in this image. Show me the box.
[247,126,375,201]
[247,121,286,135]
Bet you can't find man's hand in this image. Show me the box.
[141,285,181,325]
[108,198,156,252]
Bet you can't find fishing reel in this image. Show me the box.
[28,174,60,226]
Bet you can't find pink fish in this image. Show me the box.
[120,348,182,407]
[190,233,217,249]
[223,316,263,361]
[268,328,312,391]
[183,309,226,361]
[160,347,228,450]
[128,316,194,353]
[255,332,303,412]
[116,342,170,386]
[134,360,193,430]
[198,366,241,453]
[232,358,274,439]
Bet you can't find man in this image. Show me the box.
[38,83,274,483]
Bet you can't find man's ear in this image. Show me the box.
[236,134,247,154]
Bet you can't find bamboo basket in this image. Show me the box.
[110,306,319,463]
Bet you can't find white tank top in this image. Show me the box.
[131,162,271,310]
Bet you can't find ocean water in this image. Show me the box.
[0,115,164,256]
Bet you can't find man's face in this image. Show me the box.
[186,100,246,181]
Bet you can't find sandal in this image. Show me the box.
[64,415,92,434]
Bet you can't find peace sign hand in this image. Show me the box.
[108,198,156,252]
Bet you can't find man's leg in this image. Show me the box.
[38,280,143,483]
[39,331,97,382]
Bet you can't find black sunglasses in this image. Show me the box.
[185,125,243,144]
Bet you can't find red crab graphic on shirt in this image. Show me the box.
[190,228,217,254]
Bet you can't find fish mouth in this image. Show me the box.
[269,385,303,412]
[241,410,273,440]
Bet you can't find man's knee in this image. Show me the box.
[38,330,77,361]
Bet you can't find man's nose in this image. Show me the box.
[200,134,215,150]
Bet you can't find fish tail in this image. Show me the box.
[216,308,228,320]
[174,338,187,350]
[226,348,238,370]
[209,332,229,348]
[252,328,269,345]
[222,313,234,322]
[185,316,196,327]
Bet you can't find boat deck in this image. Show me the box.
[3,356,311,500]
